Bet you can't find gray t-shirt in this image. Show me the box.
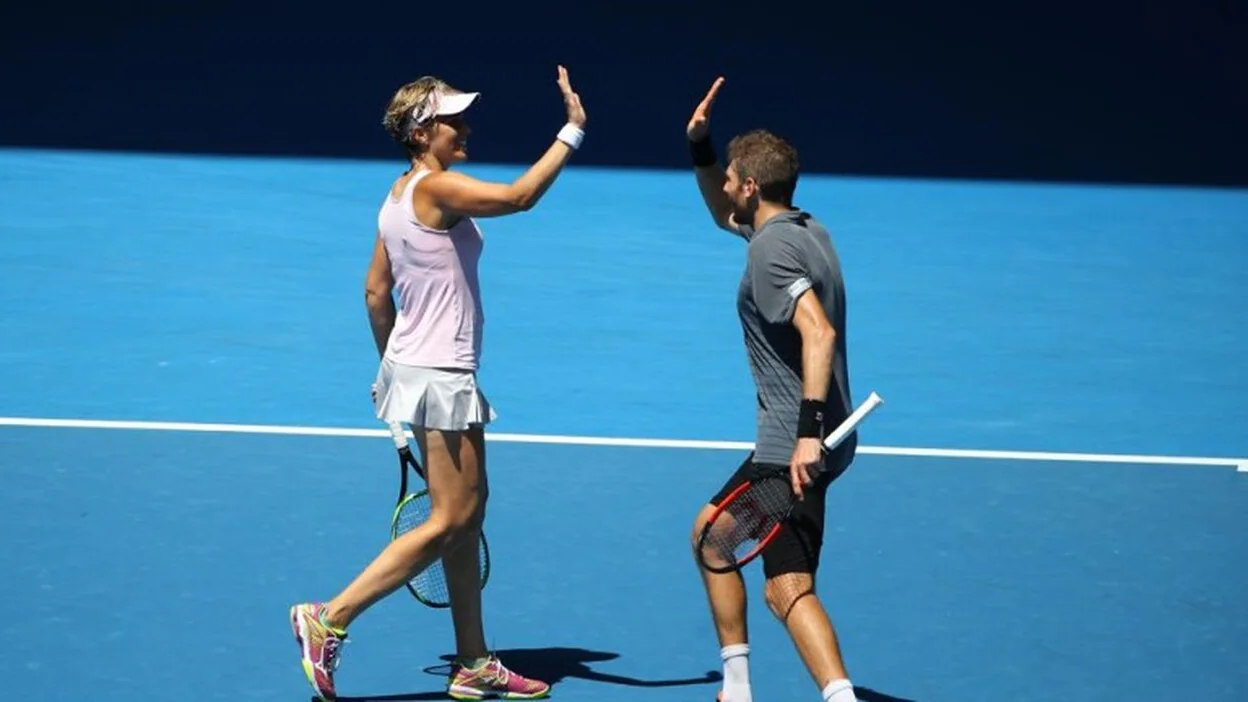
[735,210,853,466]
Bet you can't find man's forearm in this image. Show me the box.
[366,292,396,358]
[797,327,836,440]
[800,327,836,403]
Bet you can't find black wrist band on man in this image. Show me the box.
[690,136,717,168]
[797,399,826,439]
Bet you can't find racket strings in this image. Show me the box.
[395,495,452,604]
[394,494,488,607]
[702,477,793,566]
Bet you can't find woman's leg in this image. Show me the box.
[323,425,485,630]
[290,422,487,702]
[424,423,551,700]
[417,424,489,661]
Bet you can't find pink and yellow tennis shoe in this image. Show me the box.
[291,601,547,700]
[290,602,348,701]
[447,655,551,700]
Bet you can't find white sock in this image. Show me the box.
[720,643,752,702]
[821,678,857,702]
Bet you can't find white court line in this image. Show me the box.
[0,415,1244,471]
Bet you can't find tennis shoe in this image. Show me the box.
[448,654,551,699]
[290,602,348,701]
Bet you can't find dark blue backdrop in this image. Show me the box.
[3,0,1245,186]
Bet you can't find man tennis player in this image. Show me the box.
[685,77,861,702]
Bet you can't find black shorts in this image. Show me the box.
[708,442,854,580]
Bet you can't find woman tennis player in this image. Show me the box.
[290,66,587,701]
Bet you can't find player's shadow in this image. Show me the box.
[334,646,721,701]
[855,686,919,702]
[332,646,917,702]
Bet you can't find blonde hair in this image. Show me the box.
[381,76,460,152]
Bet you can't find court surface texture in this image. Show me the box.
[2,148,1245,701]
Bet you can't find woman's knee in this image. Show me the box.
[443,491,485,532]
[415,493,482,553]
[423,427,488,532]
[430,472,485,532]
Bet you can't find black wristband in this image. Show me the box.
[690,136,717,168]
[797,399,825,439]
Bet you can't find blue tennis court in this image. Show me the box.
[2,148,1246,701]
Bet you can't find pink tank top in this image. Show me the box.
[377,169,485,370]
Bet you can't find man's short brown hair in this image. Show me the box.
[726,129,800,205]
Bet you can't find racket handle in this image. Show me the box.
[822,391,884,451]
[387,420,410,450]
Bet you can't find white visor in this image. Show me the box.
[410,90,480,127]
[435,91,479,117]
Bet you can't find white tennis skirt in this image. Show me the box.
[373,357,497,432]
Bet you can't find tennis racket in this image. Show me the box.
[695,391,884,574]
[387,420,491,609]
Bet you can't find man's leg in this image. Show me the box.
[760,462,858,702]
[692,456,757,702]
[765,573,854,701]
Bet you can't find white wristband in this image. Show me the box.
[557,123,584,150]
